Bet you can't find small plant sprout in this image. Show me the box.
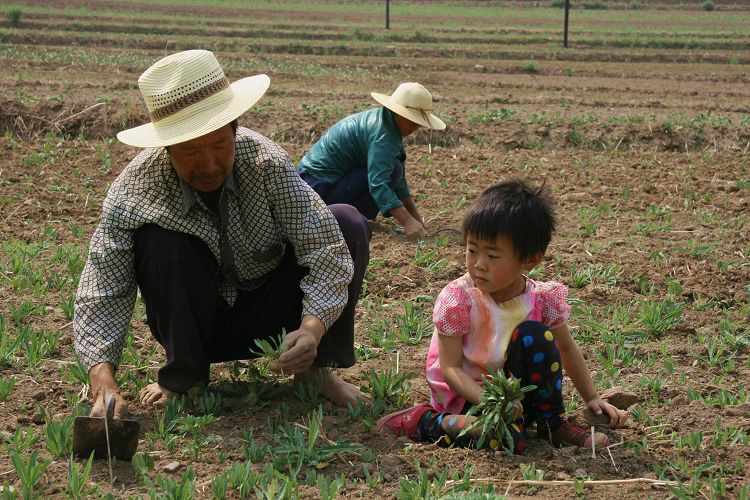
[66,452,98,499]
[250,328,287,360]
[363,367,414,406]
[520,462,545,480]
[459,368,535,452]
[45,416,74,457]
[0,376,16,401]
[175,414,220,459]
[638,299,684,338]
[131,452,156,480]
[144,468,196,500]
[10,450,50,500]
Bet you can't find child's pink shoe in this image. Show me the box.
[375,403,433,441]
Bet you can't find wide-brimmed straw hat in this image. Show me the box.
[371,82,445,131]
[117,50,270,148]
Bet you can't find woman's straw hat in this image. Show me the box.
[371,82,446,131]
[117,50,270,148]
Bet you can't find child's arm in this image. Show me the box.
[551,323,628,428]
[438,335,483,405]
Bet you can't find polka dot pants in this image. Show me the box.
[416,320,565,454]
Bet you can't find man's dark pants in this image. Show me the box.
[133,204,370,393]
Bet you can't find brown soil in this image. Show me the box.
[1,1,749,498]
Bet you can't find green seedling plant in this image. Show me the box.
[66,452,98,499]
[271,406,364,476]
[396,463,472,499]
[459,368,535,452]
[45,416,74,457]
[347,398,386,429]
[64,362,89,386]
[10,450,50,500]
[61,294,75,320]
[520,462,545,480]
[224,461,255,498]
[144,468,196,500]
[367,316,399,351]
[0,321,27,367]
[5,426,38,454]
[254,465,298,500]
[131,452,156,481]
[363,367,414,406]
[175,414,220,459]
[394,300,432,345]
[147,397,184,453]
[251,329,287,360]
[362,464,384,488]
[241,430,270,463]
[0,377,15,401]
[317,474,346,500]
[412,242,448,272]
[187,386,222,417]
[638,299,683,338]
[293,368,330,410]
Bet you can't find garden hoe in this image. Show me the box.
[72,389,140,460]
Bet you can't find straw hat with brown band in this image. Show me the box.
[117,50,270,148]
[371,82,446,131]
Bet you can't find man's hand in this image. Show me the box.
[269,316,325,375]
[587,396,628,428]
[88,362,127,418]
[90,388,128,419]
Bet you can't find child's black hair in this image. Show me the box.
[461,179,555,261]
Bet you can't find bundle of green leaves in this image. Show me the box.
[250,328,287,360]
[459,367,535,453]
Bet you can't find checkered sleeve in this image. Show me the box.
[262,147,354,330]
[73,196,138,371]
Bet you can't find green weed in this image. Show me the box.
[271,406,365,476]
[66,452,98,499]
[175,414,220,459]
[10,450,50,500]
[0,377,15,401]
[363,367,414,407]
[45,416,74,458]
[637,299,683,337]
[144,468,196,500]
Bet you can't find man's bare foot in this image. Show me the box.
[296,369,366,407]
[139,382,178,406]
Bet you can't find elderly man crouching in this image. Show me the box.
[74,50,370,417]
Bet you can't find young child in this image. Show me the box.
[378,179,628,452]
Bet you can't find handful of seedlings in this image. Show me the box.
[459,367,535,453]
[250,328,287,360]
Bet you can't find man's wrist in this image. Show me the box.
[88,362,118,397]
[300,315,326,344]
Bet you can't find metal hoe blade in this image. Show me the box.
[72,391,140,460]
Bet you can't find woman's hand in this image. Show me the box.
[403,217,426,239]
[587,396,628,428]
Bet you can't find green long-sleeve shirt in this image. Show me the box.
[297,107,410,215]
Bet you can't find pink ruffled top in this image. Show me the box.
[426,273,571,414]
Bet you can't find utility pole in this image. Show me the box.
[385,0,390,30]
[563,0,570,48]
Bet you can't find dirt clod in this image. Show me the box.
[600,387,639,410]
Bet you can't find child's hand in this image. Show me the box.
[587,396,628,428]
[512,399,523,420]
